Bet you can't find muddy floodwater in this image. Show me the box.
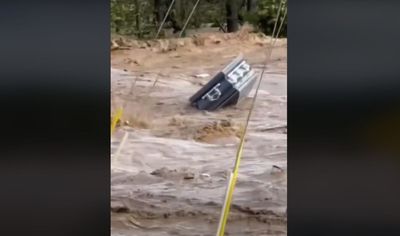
[111,31,287,236]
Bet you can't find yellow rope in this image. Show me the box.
[111,107,123,135]
[216,1,287,235]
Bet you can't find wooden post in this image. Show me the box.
[226,0,240,32]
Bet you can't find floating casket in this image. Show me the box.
[189,54,257,110]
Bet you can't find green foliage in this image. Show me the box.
[111,0,287,38]
[111,0,135,34]
[243,0,287,37]
[111,0,155,37]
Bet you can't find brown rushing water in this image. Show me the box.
[111,32,287,236]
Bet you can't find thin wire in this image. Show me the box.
[155,0,176,39]
[124,77,138,108]
[270,0,284,44]
[143,72,161,101]
[179,0,201,37]
[272,4,287,47]
[233,0,286,170]
[216,1,287,235]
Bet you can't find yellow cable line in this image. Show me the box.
[216,1,287,235]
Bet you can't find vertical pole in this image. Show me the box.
[155,0,176,39]
[178,0,201,37]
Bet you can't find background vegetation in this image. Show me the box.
[111,0,287,38]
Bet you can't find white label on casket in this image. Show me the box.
[226,60,251,87]
[201,83,222,101]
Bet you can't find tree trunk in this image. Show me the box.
[165,0,182,33]
[154,0,163,25]
[175,0,182,22]
[246,0,258,13]
[226,0,240,32]
[135,0,141,38]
